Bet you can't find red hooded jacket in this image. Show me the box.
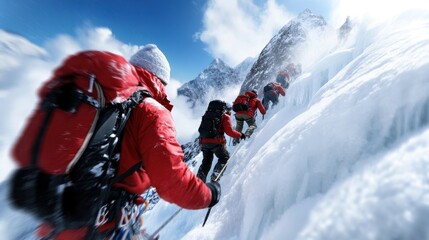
[16,51,212,239]
[105,54,211,209]
[235,91,266,117]
[115,70,212,209]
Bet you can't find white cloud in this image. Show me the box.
[165,78,182,99]
[165,79,201,143]
[198,0,294,67]
[43,27,141,62]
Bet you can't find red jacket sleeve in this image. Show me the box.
[256,99,266,115]
[117,98,212,209]
[275,84,286,96]
[222,113,242,138]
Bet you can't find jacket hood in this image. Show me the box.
[133,66,173,111]
[246,91,258,98]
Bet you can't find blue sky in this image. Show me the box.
[0,0,212,81]
[0,0,334,82]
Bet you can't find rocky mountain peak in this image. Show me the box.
[177,58,242,107]
[240,9,326,94]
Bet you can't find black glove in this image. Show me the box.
[240,133,247,140]
[206,181,221,208]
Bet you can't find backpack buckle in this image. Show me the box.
[95,204,110,227]
[118,202,139,228]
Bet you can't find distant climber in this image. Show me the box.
[276,63,302,88]
[232,90,266,145]
[276,70,291,89]
[262,82,286,110]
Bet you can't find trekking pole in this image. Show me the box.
[201,163,227,227]
[147,208,183,240]
[201,208,212,227]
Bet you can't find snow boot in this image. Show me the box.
[244,131,252,139]
[211,163,226,182]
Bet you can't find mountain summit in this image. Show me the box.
[177,58,242,107]
[241,9,326,93]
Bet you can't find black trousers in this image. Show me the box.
[198,143,230,177]
[262,91,279,110]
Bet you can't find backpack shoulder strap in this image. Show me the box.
[116,89,152,135]
[110,162,143,185]
[108,89,151,185]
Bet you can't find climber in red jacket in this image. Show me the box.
[232,90,266,145]
[262,82,286,110]
[17,45,221,240]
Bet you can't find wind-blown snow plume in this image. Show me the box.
[144,6,429,240]
[198,0,294,66]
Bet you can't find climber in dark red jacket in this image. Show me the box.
[262,82,286,110]
[197,100,244,182]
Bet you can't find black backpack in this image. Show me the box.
[9,78,150,235]
[198,100,226,138]
[232,95,250,112]
[263,83,274,92]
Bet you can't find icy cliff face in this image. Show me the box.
[241,9,326,94]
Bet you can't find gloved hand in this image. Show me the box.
[206,181,221,208]
[240,133,247,140]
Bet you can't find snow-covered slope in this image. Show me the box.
[143,9,429,240]
[0,180,38,240]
